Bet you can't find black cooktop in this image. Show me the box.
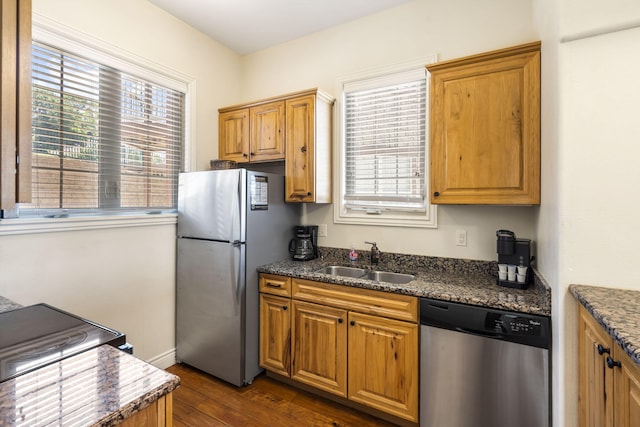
[0,304,125,382]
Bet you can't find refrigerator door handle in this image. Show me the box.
[229,172,241,243]
[230,241,242,315]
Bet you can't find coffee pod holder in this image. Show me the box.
[495,229,534,290]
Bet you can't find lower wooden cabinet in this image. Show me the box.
[348,312,419,421]
[259,294,291,377]
[291,300,347,396]
[259,273,418,423]
[119,393,174,427]
[578,305,640,427]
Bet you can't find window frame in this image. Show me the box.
[6,13,196,225]
[334,56,438,228]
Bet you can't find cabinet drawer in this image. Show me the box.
[292,278,418,323]
[259,274,291,297]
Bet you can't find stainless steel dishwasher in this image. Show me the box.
[420,298,551,427]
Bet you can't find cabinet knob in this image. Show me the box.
[282,305,288,311]
[350,320,355,326]
[243,153,248,158]
[300,146,307,153]
[606,356,621,369]
[433,191,440,197]
[597,344,610,355]
[250,152,255,156]
[307,192,312,196]
[338,318,343,324]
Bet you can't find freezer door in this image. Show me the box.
[176,238,246,386]
[177,169,245,242]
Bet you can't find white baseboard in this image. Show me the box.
[146,348,176,370]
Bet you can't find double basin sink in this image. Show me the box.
[315,265,415,285]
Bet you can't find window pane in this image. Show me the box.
[344,73,427,211]
[25,42,184,214]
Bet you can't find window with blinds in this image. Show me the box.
[24,41,184,215]
[343,69,427,213]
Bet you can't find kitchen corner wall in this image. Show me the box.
[533,1,640,426]
[239,0,538,261]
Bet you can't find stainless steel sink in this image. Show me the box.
[361,270,415,284]
[315,265,367,278]
[315,265,415,284]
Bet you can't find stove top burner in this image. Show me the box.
[0,304,125,382]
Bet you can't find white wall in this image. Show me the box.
[0,0,243,366]
[239,0,538,260]
[534,1,640,425]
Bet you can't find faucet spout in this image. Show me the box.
[364,241,380,265]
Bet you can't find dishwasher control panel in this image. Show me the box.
[485,313,544,336]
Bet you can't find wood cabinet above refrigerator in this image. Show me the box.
[218,88,334,203]
[427,41,541,205]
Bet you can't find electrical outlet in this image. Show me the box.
[455,229,467,246]
[318,224,328,237]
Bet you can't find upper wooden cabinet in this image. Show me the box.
[0,0,32,210]
[427,41,541,205]
[284,91,333,203]
[218,89,334,203]
[219,100,285,163]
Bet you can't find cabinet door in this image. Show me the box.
[259,294,291,377]
[428,42,540,205]
[578,305,614,427]
[348,312,418,422]
[613,345,640,427]
[250,101,285,162]
[218,109,250,163]
[285,95,315,202]
[291,300,347,397]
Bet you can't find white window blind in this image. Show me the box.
[24,41,184,215]
[343,69,427,213]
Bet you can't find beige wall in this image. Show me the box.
[239,0,538,260]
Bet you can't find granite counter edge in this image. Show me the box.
[570,284,640,368]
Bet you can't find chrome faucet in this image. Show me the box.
[365,241,380,265]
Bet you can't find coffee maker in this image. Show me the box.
[289,225,318,261]
[496,229,534,289]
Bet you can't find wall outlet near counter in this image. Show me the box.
[318,224,328,237]
[455,229,467,246]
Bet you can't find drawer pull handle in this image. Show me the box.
[597,344,610,355]
[266,282,282,288]
[606,356,621,369]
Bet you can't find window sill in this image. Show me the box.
[0,213,177,236]
[334,206,438,228]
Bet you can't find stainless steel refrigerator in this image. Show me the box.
[176,168,299,386]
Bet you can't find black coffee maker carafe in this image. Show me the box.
[496,229,534,289]
[289,225,318,261]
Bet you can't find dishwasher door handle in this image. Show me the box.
[454,326,505,340]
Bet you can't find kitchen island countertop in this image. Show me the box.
[570,284,640,368]
[0,297,179,427]
[258,250,551,316]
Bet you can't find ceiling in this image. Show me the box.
[147,0,414,55]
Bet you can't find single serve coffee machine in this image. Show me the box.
[496,229,534,289]
[289,225,318,261]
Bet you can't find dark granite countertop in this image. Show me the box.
[570,284,640,368]
[0,296,22,313]
[258,247,551,316]
[0,296,180,426]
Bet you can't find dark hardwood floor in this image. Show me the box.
[166,364,396,426]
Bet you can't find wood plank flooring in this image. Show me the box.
[166,364,396,426]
